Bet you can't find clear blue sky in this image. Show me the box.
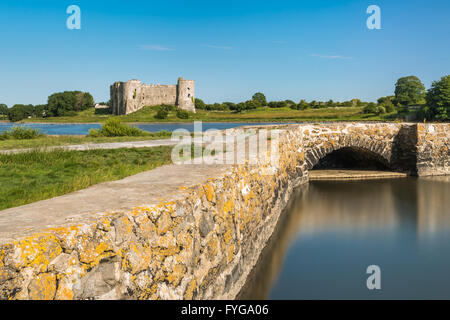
[0,0,449,106]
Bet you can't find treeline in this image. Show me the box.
[195,93,369,113]
[362,75,449,121]
[0,91,94,122]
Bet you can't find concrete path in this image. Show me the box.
[0,162,232,243]
[0,139,178,155]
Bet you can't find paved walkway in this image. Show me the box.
[0,162,232,243]
[0,139,178,155]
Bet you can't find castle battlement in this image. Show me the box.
[110,77,195,115]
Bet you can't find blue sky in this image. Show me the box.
[0,0,449,106]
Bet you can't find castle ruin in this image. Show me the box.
[110,77,195,115]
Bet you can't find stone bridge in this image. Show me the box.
[0,123,448,300]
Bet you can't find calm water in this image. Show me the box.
[239,177,450,299]
[0,122,292,135]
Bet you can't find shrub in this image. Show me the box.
[176,109,189,119]
[89,118,149,137]
[155,109,169,119]
[87,128,103,137]
[363,103,378,114]
[376,106,386,115]
[268,101,287,108]
[384,102,396,113]
[0,127,43,140]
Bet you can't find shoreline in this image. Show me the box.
[309,170,408,180]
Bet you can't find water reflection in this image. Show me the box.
[238,177,450,299]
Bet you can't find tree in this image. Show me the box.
[0,104,8,117]
[252,92,267,106]
[394,76,426,106]
[47,91,94,116]
[377,96,395,105]
[298,99,310,110]
[424,75,450,121]
[234,103,247,113]
[245,100,260,110]
[195,98,206,110]
[8,104,34,122]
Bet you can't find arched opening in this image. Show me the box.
[312,147,390,171]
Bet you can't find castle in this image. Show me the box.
[110,77,195,115]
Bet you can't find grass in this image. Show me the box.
[0,132,172,150]
[0,147,175,210]
[18,106,402,123]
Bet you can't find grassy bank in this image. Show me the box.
[0,132,172,150]
[17,106,400,123]
[0,147,175,210]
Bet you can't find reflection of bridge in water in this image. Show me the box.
[238,176,450,299]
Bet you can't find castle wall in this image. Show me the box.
[110,78,195,115]
[177,79,196,113]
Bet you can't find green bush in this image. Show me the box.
[155,109,169,119]
[383,103,396,113]
[176,109,189,119]
[0,127,44,140]
[89,118,149,137]
[363,103,378,114]
[376,106,386,115]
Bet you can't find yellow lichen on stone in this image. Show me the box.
[227,243,235,263]
[204,184,215,202]
[166,264,186,286]
[184,279,197,300]
[13,233,62,272]
[28,273,57,300]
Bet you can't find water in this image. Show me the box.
[0,122,292,135]
[239,177,450,299]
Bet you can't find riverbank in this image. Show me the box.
[13,106,400,124]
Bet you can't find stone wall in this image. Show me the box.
[416,123,450,176]
[110,78,195,115]
[0,123,448,300]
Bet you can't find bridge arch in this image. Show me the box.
[302,134,393,171]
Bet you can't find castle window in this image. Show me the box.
[188,94,191,98]
[187,87,190,91]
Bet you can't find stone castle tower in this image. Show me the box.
[110,77,195,115]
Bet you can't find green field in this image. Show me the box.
[0,147,174,210]
[17,105,401,124]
